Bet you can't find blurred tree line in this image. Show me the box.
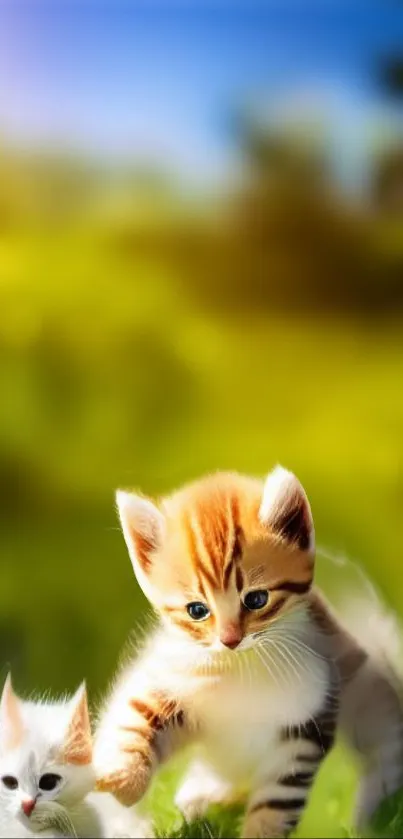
[2,112,402,317]
[0,112,402,519]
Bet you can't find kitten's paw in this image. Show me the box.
[96,757,152,807]
[175,760,233,821]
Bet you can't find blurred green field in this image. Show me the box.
[1,224,403,695]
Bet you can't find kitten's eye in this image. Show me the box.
[243,590,269,610]
[38,773,62,792]
[2,776,18,790]
[186,602,210,621]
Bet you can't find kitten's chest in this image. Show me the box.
[183,648,329,776]
[193,669,281,728]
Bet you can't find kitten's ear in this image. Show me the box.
[116,490,165,580]
[0,674,24,751]
[260,466,314,553]
[62,682,92,766]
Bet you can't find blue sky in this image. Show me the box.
[0,1,402,182]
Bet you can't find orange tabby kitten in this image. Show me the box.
[94,467,403,838]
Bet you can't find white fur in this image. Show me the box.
[0,685,151,839]
[0,687,95,838]
[259,466,295,521]
[116,490,164,604]
[260,465,315,552]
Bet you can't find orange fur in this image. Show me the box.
[142,471,314,645]
[61,686,93,766]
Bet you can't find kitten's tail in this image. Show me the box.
[338,586,403,828]
[318,545,402,677]
[340,589,403,682]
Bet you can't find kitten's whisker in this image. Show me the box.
[51,803,78,838]
[269,639,305,686]
[256,642,287,691]
[238,650,246,688]
[254,645,275,684]
[245,650,255,689]
[266,640,302,690]
[267,632,338,688]
[260,638,298,688]
[277,637,332,689]
[257,626,329,665]
[273,637,340,699]
[269,630,329,663]
[275,637,309,674]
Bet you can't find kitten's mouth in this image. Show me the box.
[209,637,249,654]
[22,803,73,835]
[193,639,257,673]
[18,811,40,831]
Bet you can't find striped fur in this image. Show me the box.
[94,467,403,838]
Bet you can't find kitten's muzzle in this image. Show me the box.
[22,798,36,817]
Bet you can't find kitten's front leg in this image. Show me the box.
[243,709,337,838]
[94,738,153,807]
[94,688,186,806]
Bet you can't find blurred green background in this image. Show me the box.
[1,2,403,707]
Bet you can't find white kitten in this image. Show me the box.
[0,676,151,839]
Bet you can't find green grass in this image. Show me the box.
[139,742,403,839]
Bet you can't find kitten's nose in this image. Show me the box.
[22,798,36,817]
[220,627,242,649]
[222,638,240,649]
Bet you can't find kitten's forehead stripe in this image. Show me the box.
[236,567,244,592]
[223,557,235,590]
[201,522,221,585]
[230,492,240,531]
[185,516,209,598]
[198,503,228,586]
[188,511,221,593]
[184,485,243,594]
[201,502,228,572]
[223,525,243,590]
[199,562,219,596]
[232,526,243,560]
